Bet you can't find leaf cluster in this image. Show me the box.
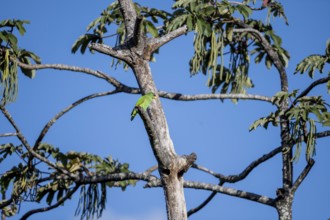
[0,19,40,105]
[250,90,329,161]
[265,1,289,25]
[0,144,40,217]
[166,0,257,99]
[250,20,290,69]
[295,39,330,92]
[71,1,170,68]
[0,143,135,219]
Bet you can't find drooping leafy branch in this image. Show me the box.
[0,19,40,104]
[250,40,330,162]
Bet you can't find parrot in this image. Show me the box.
[131,92,156,121]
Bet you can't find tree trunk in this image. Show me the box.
[132,58,195,220]
[276,192,293,220]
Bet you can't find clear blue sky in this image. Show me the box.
[1,1,330,220]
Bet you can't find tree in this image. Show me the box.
[0,0,329,220]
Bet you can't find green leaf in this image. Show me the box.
[226,24,234,42]
[46,190,55,205]
[19,57,35,78]
[15,20,30,36]
[144,20,158,37]
[295,55,328,78]
[196,19,211,37]
[265,55,272,69]
[254,52,265,64]
[71,34,101,54]
[236,4,252,20]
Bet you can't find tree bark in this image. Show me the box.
[131,57,196,220]
[276,192,293,220]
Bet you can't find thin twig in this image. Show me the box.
[228,1,265,10]
[192,146,282,183]
[188,146,282,216]
[224,146,282,183]
[187,181,223,217]
[33,90,120,150]
[13,59,124,89]
[0,197,13,209]
[316,130,330,138]
[291,159,315,193]
[0,106,76,179]
[0,133,17,137]
[143,165,158,175]
[292,76,330,105]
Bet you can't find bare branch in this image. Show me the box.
[291,159,315,194]
[14,59,124,89]
[143,165,158,176]
[147,26,188,53]
[187,180,222,217]
[187,191,218,217]
[224,146,282,183]
[14,57,274,105]
[33,90,120,150]
[184,181,276,207]
[188,146,282,215]
[193,146,282,183]
[293,76,330,105]
[77,172,158,185]
[0,106,77,180]
[158,91,273,103]
[19,184,80,220]
[145,179,275,207]
[89,43,132,64]
[228,1,265,10]
[316,130,330,138]
[0,133,17,137]
[192,164,224,179]
[146,178,276,207]
[0,197,13,209]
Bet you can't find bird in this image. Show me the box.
[131,92,156,121]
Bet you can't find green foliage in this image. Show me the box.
[0,142,135,219]
[250,90,329,161]
[295,40,330,78]
[265,1,288,25]
[166,0,290,98]
[131,92,156,121]
[250,20,290,69]
[72,1,170,69]
[0,19,40,105]
[75,183,107,220]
